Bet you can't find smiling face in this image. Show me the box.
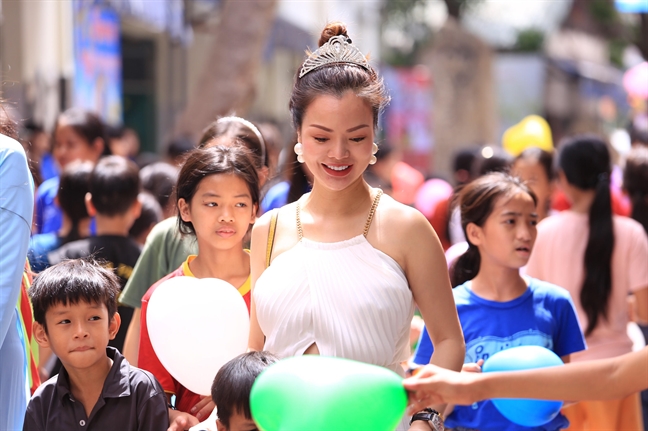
[468,192,538,270]
[34,300,119,372]
[178,173,257,251]
[298,91,374,192]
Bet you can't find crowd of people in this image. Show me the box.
[1,20,647,431]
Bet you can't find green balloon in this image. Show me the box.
[250,355,407,431]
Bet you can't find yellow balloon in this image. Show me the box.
[502,115,553,156]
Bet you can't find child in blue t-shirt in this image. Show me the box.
[413,172,586,431]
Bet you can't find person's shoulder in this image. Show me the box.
[451,282,472,303]
[148,217,181,240]
[49,238,91,262]
[36,176,60,197]
[536,211,572,231]
[29,374,59,407]
[127,364,165,399]
[378,192,430,232]
[143,265,184,302]
[613,215,646,236]
[0,133,27,163]
[527,277,571,300]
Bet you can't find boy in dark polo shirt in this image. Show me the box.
[24,258,168,431]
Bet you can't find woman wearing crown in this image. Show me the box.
[248,22,465,430]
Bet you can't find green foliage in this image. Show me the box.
[515,29,545,52]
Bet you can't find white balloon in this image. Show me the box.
[147,276,250,395]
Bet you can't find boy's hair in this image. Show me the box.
[29,258,121,332]
[58,160,94,244]
[140,161,179,211]
[211,351,279,428]
[90,155,140,217]
[129,191,163,239]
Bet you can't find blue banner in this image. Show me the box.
[72,1,122,125]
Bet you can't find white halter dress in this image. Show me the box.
[254,192,415,376]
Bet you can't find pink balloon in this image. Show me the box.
[414,179,453,219]
[623,62,648,99]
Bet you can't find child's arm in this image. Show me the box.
[404,346,648,413]
[123,308,141,366]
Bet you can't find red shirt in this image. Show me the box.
[138,255,251,413]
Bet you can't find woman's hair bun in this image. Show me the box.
[318,22,348,47]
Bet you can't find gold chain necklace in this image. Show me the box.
[296,189,383,240]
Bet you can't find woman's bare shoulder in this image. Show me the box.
[377,193,432,234]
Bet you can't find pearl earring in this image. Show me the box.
[369,142,378,165]
[294,142,304,164]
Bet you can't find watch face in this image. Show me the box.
[430,415,444,431]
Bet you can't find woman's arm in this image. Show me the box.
[401,208,465,372]
[404,346,648,412]
[247,212,272,351]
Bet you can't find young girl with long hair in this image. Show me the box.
[526,135,648,431]
[249,22,465,431]
[414,172,586,431]
[137,144,260,429]
[120,116,267,367]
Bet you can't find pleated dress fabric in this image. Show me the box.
[254,233,415,377]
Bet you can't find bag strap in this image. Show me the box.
[265,210,279,268]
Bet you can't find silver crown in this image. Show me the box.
[299,35,370,78]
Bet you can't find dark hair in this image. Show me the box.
[55,108,110,156]
[623,147,648,235]
[176,144,261,235]
[140,162,179,212]
[558,135,613,336]
[166,136,195,163]
[129,192,163,240]
[515,147,555,181]
[285,138,312,204]
[58,161,94,244]
[211,351,278,428]
[90,155,141,217]
[199,117,267,169]
[290,22,390,131]
[451,172,537,287]
[471,146,513,178]
[29,258,121,332]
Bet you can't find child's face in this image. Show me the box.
[216,412,258,431]
[511,158,552,219]
[179,173,257,250]
[34,300,120,372]
[469,192,538,270]
[53,124,102,169]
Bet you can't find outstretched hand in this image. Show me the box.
[403,363,483,414]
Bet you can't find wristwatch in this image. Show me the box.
[409,408,444,431]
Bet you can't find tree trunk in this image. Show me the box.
[174,0,277,140]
